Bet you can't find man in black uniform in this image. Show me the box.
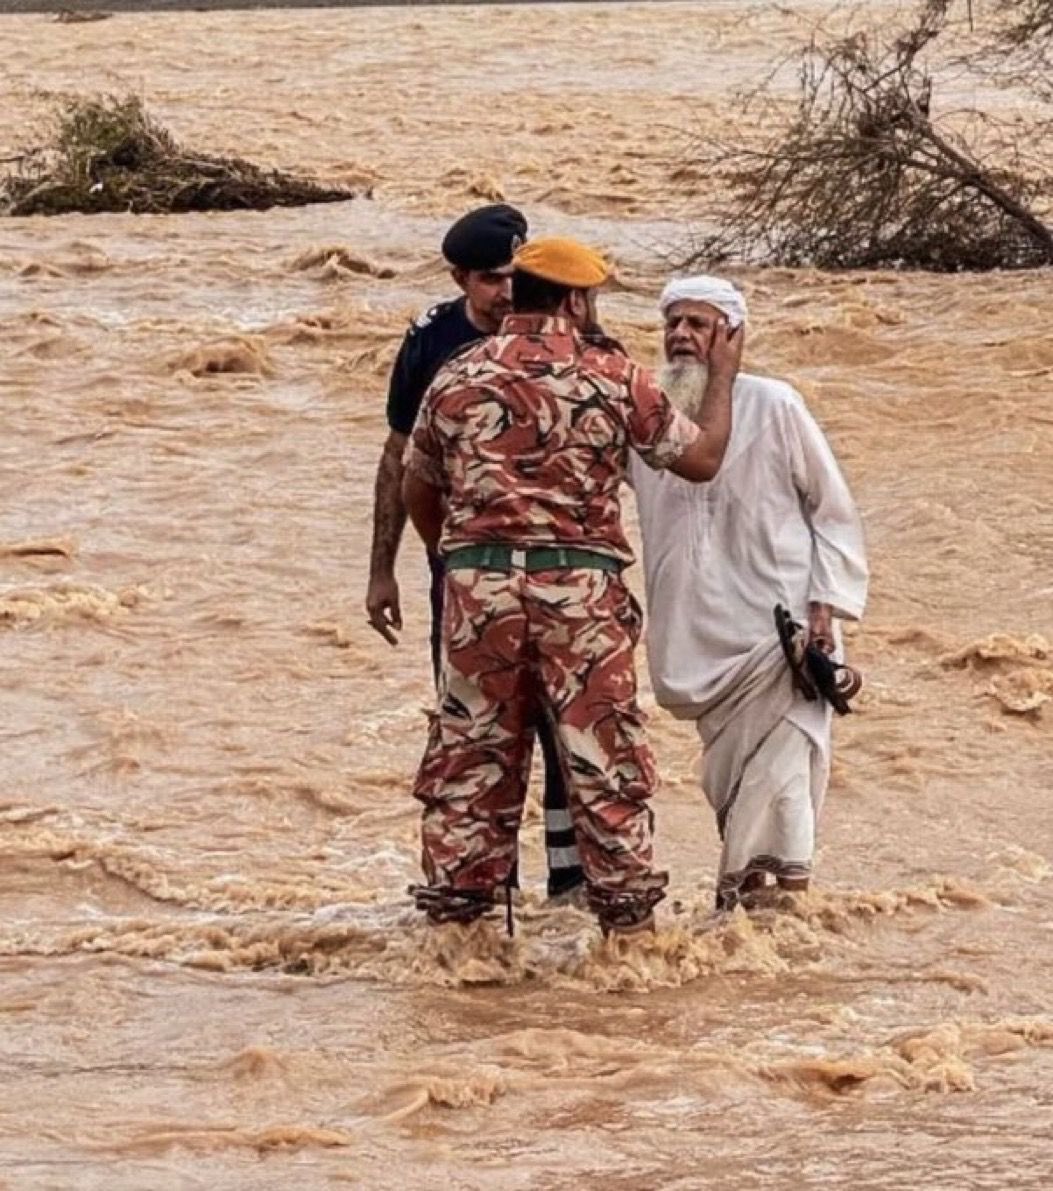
[365,204,584,899]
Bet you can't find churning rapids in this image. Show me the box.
[2,2,1052,1187]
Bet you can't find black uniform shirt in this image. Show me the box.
[386,297,482,436]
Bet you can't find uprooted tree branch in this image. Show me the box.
[1,94,354,217]
[677,0,1053,272]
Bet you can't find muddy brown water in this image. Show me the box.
[2,2,1052,1187]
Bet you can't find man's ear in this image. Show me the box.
[451,267,470,294]
[564,288,586,322]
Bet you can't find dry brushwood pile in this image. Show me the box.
[1,95,354,217]
[677,0,1053,272]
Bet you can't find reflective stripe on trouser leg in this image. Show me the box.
[426,550,446,688]
[535,700,584,892]
[413,569,535,910]
[527,569,667,927]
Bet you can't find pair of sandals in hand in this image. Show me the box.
[774,604,863,716]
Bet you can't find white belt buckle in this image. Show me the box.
[510,548,526,569]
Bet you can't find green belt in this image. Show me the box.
[444,544,622,574]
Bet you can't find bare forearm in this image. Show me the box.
[369,436,408,578]
[670,322,743,482]
[669,368,736,483]
[402,471,445,554]
[691,368,735,473]
[408,505,443,554]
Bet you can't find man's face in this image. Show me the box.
[663,299,727,364]
[454,267,513,331]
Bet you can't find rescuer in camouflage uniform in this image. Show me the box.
[402,237,743,935]
[366,204,585,899]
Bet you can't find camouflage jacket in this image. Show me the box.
[406,314,699,564]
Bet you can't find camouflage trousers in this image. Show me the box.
[412,565,668,930]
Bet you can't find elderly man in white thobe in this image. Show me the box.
[631,276,869,910]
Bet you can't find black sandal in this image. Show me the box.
[774,604,862,716]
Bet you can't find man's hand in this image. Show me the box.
[366,572,402,646]
[807,601,835,655]
[707,318,744,380]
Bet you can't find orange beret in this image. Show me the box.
[512,236,610,288]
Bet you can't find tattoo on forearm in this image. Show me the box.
[370,443,408,576]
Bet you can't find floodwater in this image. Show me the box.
[2,2,1052,1187]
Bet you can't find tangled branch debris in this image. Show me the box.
[678,2,1052,272]
[1,95,354,217]
[993,0,1053,46]
[967,0,1053,100]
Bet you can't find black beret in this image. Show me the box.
[441,203,528,271]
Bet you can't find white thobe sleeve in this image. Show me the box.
[625,452,640,491]
[784,392,869,620]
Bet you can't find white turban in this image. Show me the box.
[658,275,748,329]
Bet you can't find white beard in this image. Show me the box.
[658,360,709,419]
